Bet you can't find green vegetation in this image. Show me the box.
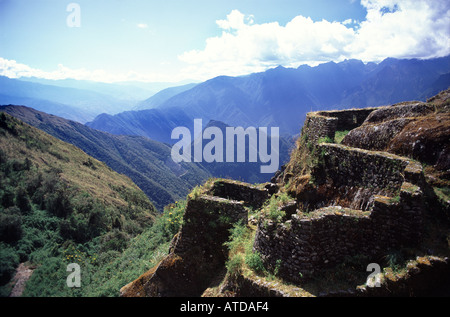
[188,185,204,200]
[224,220,285,284]
[317,130,350,145]
[0,113,187,297]
[17,206,181,297]
[0,106,211,211]
[433,187,450,203]
[317,136,333,144]
[282,130,320,196]
[388,194,401,204]
[262,192,293,223]
[224,221,259,277]
[334,130,350,144]
[159,200,186,238]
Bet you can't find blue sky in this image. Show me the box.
[0,0,449,83]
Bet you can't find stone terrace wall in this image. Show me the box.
[120,178,277,297]
[254,119,425,284]
[294,143,423,212]
[121,194,248,297]
[302,114,337,145]
[316,108,378,131]
[314,143,410,191]
[207,179,271,209]
[254,181,424,284]
[302,108,377,145]
[173,195,248,257]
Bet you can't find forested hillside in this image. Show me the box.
[0,105,211,210]
[0,112,181,296]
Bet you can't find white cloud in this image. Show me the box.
[342,19,354,25]
[349,0,450,61]
[0,57,115,82]
[2,1,449,83]
[0,57,180,83]
[216,10,249,30]
[179,0,450,80]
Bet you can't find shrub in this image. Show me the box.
[0,213,23,243]
[226,253,244,277]
[99,230,130,252]
[224,220,249,255]
[188,185,203,199]
[15,186,31,214]
[264,193,293,222]
[160,200,186,238]
[267,203,285,222]
[45,184,73,218]
[224,221,269,277]
[0,243,19,285]
[317,136,334,144]
[245,251,266,275]
[1,187,15,209]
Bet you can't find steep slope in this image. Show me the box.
[0,112,157,296]
[134,83,198,110]
[195,120,294,183]
[341,57,450,107]
[0,105,211,211]
[0,112,157,222]
[87,107,194,145]
[0,94,92,123]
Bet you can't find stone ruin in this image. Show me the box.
[120,180,271,297]
[254,144,425,283]
[121,96,450,297]
[253,101,447,285]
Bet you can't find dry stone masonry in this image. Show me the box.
[301,108,377,145]
[120,179,269,297]
[253,105,429,284]
[120,91,449,297]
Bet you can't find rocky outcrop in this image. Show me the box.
[354,256,450,297]
[363,101,433,124]
[341,117,416,151]
[340,95,449,170]
[388,112,450,170]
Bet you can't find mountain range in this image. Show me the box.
[1,56,449,206]
[134,83,198,110]
[86,56,450,141]
[0,105,210,211]
[0,76,196,123]
[192,119,293,183]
